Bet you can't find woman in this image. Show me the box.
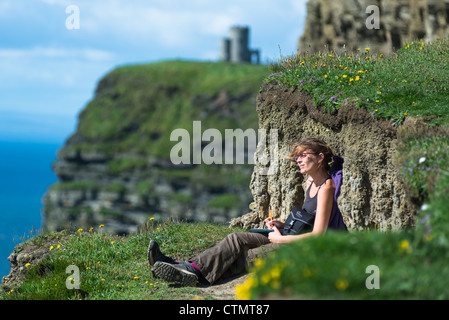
[148,137,345,286]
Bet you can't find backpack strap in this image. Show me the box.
[328,156,347,231]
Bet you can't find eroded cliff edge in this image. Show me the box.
[234,80,417,231]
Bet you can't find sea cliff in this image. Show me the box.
[42,61,269,234]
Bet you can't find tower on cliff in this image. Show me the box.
[220,26,261,64]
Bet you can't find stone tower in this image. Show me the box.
[220,26,261,64]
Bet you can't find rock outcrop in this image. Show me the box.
[232,80,417,231]
[298,0,449,55]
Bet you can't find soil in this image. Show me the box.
[196,274,248,300]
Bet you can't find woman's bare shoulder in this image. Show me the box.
[321,178,335,193]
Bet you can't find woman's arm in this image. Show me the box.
[268,179,335,244]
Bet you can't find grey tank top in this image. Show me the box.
[302,178,330,214]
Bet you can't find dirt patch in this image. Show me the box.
[196,274,248,300]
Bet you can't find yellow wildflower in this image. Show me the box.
[235,275,258,300]
[253,258,264,269]
[25,263,31,267]
[400,239,411,252]
[77,228,83,233]
[355,76,360,81]
[99,224,104,228]
[335,279,349,291]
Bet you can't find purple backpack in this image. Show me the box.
[328,156,347,231]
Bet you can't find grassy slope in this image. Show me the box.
[73,60,269,157]
[1,221,244,300]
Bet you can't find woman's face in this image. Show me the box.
[295,149,323,175]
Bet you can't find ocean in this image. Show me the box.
[0,140,61,279]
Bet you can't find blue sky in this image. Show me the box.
[0,0,307,145]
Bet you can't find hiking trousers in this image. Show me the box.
[190,232,279,284]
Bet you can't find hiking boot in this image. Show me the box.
[151,261,198,286]
[147,240,175,266]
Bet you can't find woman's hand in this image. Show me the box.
[264,217,285,229]
[268,226,284,243]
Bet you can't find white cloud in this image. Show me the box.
[77,2,240,48]
[0,46,115,88]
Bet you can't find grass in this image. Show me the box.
[237,230,449,300]
[269,38,449,126]
[77,60,269,157]
[1,220,244,300]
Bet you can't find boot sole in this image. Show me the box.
[151,262,198,286]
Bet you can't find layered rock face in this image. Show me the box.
[233,80,417,231]
[298,0,449,55]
